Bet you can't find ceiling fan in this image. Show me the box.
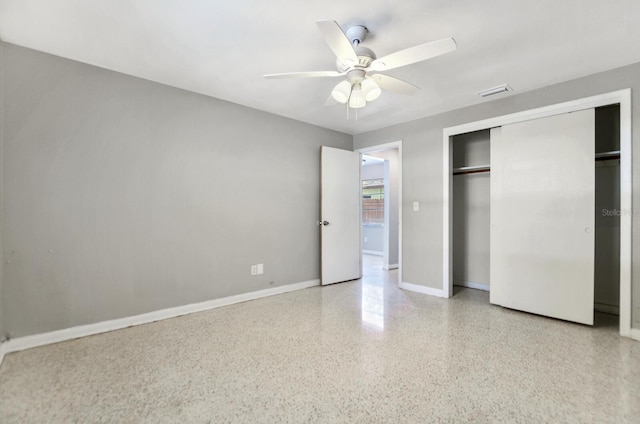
[264,20,456,110]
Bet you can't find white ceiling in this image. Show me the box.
[1,0,639,135]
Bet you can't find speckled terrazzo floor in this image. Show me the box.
[1,256,639,423]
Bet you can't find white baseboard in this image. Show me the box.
[399,281,446,298]
[2,279,320,357]
[382,264,399,270]
[594,303,620,315]
[0,343,5,368]
[362,250,383,256]
[629,328,640,342]
[454,281,490,292]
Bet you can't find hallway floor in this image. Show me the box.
[0,256,639,423]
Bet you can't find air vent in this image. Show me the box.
[478,84,511,97]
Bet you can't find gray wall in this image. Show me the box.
[362,225,383,254]
[354,61,640,328]
[452,130,490,287]
[0,40,4,340]
[1,43,352,338]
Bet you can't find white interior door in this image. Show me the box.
[490,109,595,325]
[321,146,362,285]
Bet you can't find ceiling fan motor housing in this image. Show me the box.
[336,50,375,72]
[346,25,368,45]
[336,25,376,72]
[346,69,366,84]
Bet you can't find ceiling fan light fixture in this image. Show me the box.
[331,80,351,103]
[348,83,366,109]
[362,79,381,102]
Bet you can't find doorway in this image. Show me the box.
[357,141,402,283]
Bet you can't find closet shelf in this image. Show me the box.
[453,152,618,175]
[453,165,490,175]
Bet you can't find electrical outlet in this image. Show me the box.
[251,265,257,276]
[413,201,420,211]
[257,264,263,275]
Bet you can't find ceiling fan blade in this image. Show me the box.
[316,20,358,63]
[264,71,345,79]
[368,74,420,95]
[371,37,456,71]
[324,94,339,107]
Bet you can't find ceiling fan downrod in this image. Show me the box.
[345,25,368,46]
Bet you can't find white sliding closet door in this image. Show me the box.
[490,110,595,325]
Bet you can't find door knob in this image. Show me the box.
[317,220,330,226]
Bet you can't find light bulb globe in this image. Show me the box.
[331,81,351,104]
[348,83,366,109]
[362,79,381,102]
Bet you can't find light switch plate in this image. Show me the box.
[413,201,419,211]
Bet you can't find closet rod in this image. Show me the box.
[595,150,620,162]
[452,152,618,175]
[452,165,490,176]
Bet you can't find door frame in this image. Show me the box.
[442,89,634,339]
[357,141,403,283]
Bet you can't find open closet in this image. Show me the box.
[452,105,620,325]
[452,129,491,292]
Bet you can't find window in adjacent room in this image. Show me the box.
[362,179,384,224]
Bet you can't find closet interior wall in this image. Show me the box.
[594,105,621,314]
